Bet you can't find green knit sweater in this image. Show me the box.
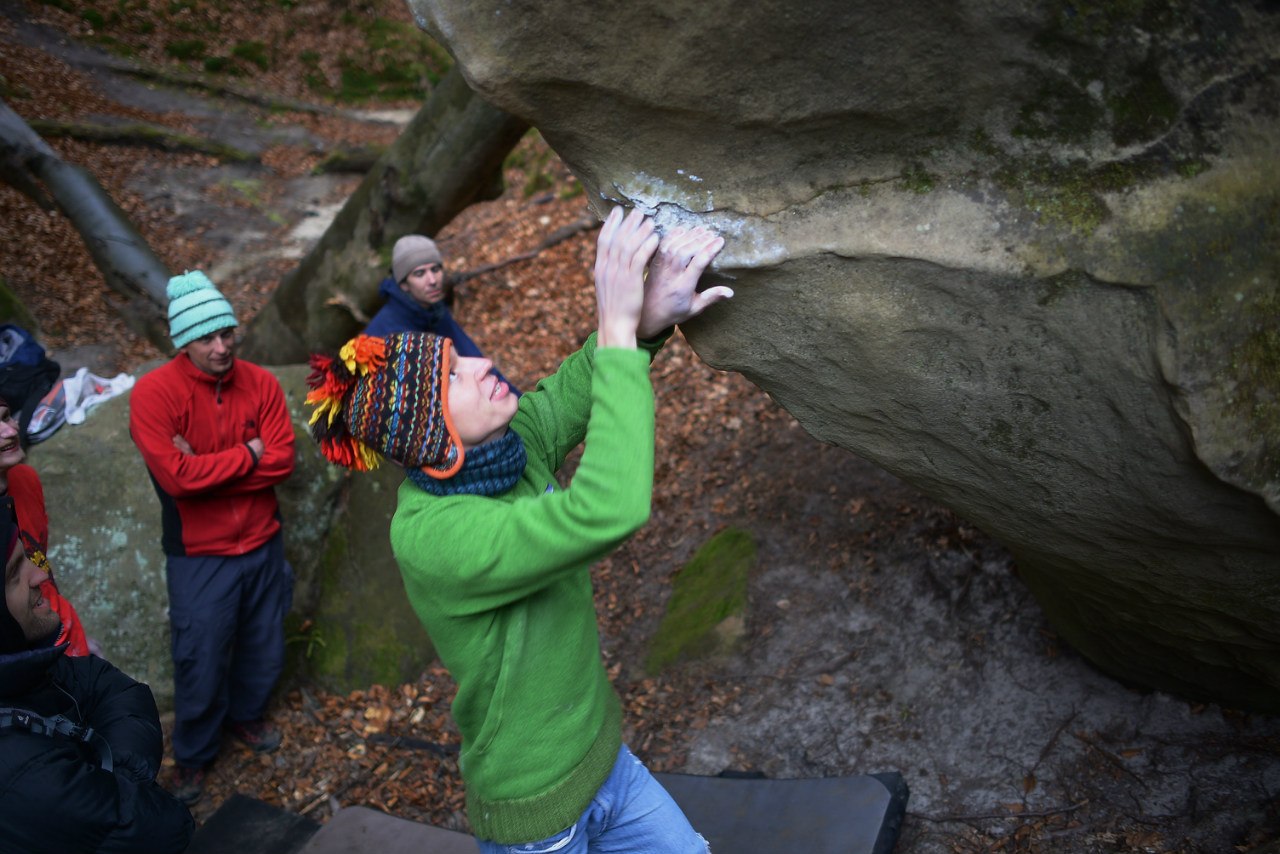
[390,335,656,844]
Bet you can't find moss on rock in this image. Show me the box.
[994,155,1165,235]
[298,464,435,692]
[645,528,755,675]
[1108,56,1180,147]
[1229,288,1280,482]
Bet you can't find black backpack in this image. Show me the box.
[0,324,61,447]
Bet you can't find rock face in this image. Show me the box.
[29,364,434,710]
[408,0,1280,708]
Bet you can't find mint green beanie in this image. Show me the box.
[168,270,238,348]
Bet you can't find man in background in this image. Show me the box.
[129,270,295,804]
[365,233,519,394]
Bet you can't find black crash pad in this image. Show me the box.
[185,793,320,854]
[192,772,908,854]
[655,770,909,854]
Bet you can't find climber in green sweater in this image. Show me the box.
[306,206,731,852]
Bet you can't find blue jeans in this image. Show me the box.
[476,745,708,854]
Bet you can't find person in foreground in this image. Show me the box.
[364,233,519,394]
[0,512,194,853]
[129,271,296,804]
[307,207,731,852]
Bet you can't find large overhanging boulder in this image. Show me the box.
[407,1,1280,709]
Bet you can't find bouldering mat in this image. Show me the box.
[185,793,320,854]
[198,773,907,853]
[654,770,909,854]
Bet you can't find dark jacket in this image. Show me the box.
[365,277,520,394]
[0,640,194,853]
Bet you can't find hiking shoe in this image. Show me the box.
[226,718,282,753]
[167,764,205,805]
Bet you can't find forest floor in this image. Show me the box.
[1,1,1277,852]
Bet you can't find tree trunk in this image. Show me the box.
[0,99,172,351]
[239,67,529,364]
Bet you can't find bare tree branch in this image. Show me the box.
[448,215,600,287]
[28,118,257,162]
[0,98,171,351]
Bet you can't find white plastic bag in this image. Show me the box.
[63,367,136,426]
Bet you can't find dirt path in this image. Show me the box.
[2,5,1277,851]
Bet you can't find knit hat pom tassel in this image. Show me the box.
[339,335,387,376]
[306,345,382,472]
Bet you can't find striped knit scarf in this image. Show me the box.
[407,429,526,497]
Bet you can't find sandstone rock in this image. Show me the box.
[408,0,1280,708]
[29,363,434,709]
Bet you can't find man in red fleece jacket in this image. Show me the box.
[129,270,295,805]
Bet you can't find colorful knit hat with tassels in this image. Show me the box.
[305,332,464,479]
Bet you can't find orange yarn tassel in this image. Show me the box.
[340,335,387,376]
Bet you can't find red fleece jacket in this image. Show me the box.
[129,354,295,556]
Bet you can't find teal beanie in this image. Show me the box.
[168,270,238,348]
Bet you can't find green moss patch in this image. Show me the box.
[506,130,578,200]
[163,38,206,61]
[72,1,453,106]
[995,156,1160,235]
[901,162,936,195]
[0,278,38,331]
[1050,0,1180,44]
[202,56,233,74]
[1229,288,1280,481]
[231,40,271,72]
[305,19,452,103]
[0,73,31,101]
[645,528,755,675]
[1108,57,1179,146]
[1020,1,1193,151]
[1012,76,1104,145]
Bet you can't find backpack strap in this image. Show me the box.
[0,706,114,773]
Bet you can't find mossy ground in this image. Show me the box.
[43,0,451,105]
[503,130,585,200]
[327,16,451,102]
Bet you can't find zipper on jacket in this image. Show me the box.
[215,377,223,405]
